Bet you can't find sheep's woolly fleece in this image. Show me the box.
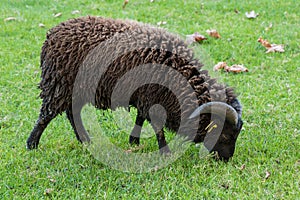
[28,16,242,157]
[40,16,237,116]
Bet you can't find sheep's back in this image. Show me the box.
[39,16,135,114]
[38,16,237,125]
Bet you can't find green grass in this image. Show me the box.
[1,0,299,199]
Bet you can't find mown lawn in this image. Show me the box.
[0,0,299,199]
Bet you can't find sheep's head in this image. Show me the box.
[190,101,243,161]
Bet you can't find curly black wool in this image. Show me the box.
[27,16,243,160]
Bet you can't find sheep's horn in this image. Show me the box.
[189,102,238,125]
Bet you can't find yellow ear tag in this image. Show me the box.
[205,121,218,133]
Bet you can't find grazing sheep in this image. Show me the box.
[27,16,243,161]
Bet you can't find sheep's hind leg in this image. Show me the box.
[66,106,90,143]
[129,114,145,145]
[27,112,57,149]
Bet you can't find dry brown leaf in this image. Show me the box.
[257,37,272,48]
[54,13,62,18]
[265,171,271,179]
[4,17,16,22]
[225,64,249,73]
[206,29,221,38]
[71,10,80,14]
[214,62,248,73]
[213,62,227,71]
[123,0,129,9]
[186,32,207,45]
[245,10,259,19]
[258,37,285,53]
[240,164,246,170]
[39,23,45,28]
[266,44,285,53]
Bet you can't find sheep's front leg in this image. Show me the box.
[155,129,171,154]
[129,113,145,145]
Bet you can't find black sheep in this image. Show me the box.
[27,16,243,161]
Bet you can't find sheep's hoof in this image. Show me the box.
[159,146,171,156]
[26,140,38,150]
[129,136,140,145]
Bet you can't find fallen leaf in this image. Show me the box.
[186,32,207,44]
[71,10,80,14]
[245,10,259,19]
[157,21,167,26]
[265,44,285,53]
[240,164,246,170]
[257,37,272,48]
[53,13,62,18]
[265,23,273,31]
[206,29,221,38]
[225,64,249,73]
[49,178,56,183]
[38,23,45,28]
[44,188,53,195]
[122,0,129,9]
[153,165,159,172]
[125,145,145,153]
[213,62,227,71]
[265,171,271,179]
[214,62,248,73]
[4,17,16,22]
[258,37,285,53]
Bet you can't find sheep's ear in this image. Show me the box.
[189,102,238,125]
